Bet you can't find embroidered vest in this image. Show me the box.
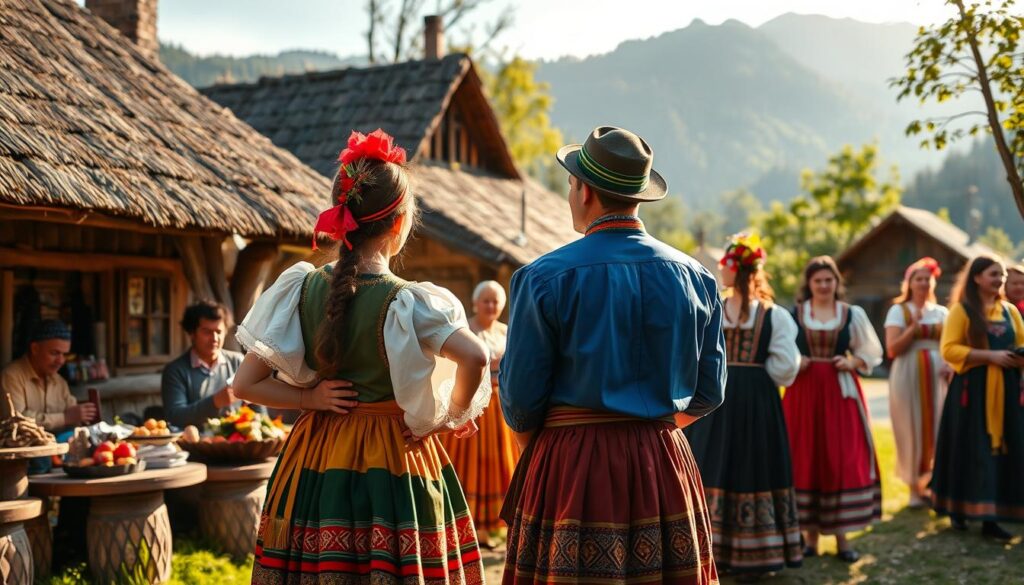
[299,266,409,402]
[793,302,853,358]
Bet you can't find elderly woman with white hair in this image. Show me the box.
[441,280,519,548]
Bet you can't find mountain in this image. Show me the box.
[160,43,363,88]
[536,19,889,204]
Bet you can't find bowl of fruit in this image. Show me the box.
[126,418,182,447]
[63,438,145,478]
[177,406,288,463]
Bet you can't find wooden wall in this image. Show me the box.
[840,221,971,343]
[394,235,512,316]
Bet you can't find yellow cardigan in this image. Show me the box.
[940,301,1024,452]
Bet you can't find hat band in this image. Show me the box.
[577,146,649,194]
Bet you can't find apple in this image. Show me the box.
[113,442,136,459]
[92,442,115,460]
[95,451,114,465]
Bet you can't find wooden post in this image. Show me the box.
[230,243,278,326]
[173,236,216,302]
[1,270,12,365]
[202,236,234,316]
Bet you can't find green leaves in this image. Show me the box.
[754,144,901,301]
[891,0,1024,215]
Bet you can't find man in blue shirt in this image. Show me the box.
[500,126,725,584]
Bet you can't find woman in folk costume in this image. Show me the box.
[440,280,519,549]
[684,233,803,580]
[884,257,951,507]
[783,256,883,563]
[932,255,1024,541]
[232,129,492,584]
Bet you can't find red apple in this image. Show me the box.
[113,442,136,459]
[95,451,114,465]
[92,442,115,460]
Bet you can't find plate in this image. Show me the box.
[125,432,183,447]
[62,460,147,478]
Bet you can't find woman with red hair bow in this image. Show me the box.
[885,258,952,507]
[232,129,491,584]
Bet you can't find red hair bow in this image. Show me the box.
[312,129,407,250]
[904,257,942,281]
[338,129,407,165]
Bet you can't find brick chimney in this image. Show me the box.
[86,0,159,60]
[424,15,445,60]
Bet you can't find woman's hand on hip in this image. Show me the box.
[301,379,358,413]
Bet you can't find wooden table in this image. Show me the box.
[0,443,68,581]
[30,462,207,584]
[200,460,276,560]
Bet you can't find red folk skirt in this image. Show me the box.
[783,361,882,534]
[501,407,718,584]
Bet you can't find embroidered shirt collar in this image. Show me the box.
[584,214,644,236]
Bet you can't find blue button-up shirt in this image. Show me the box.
[499,225,726,433]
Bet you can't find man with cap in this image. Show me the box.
[2,319,96,431]
[2,319,97,473]
[499,126,725,583]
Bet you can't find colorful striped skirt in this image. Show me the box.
[783,362,882,535]
[684,365,802,574]
[252,401,484,585]
[501,406,718,584]
[440,386,520,533]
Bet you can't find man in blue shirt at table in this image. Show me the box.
[499,126,726,585]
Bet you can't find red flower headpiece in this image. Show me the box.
[313,129,408,250]
[719,232,767,272]
[904,257,941,282]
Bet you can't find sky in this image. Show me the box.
[147,0,959,60]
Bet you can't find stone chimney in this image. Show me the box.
[424,15,445,60]
[86,0,159,60]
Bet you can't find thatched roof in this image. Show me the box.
[0,0,330,238]
[838,205,998,265]
[203,55,578,266]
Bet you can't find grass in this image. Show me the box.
[44,536,252,585]
[47,427,1023,584]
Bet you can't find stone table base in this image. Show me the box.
[200,479,268,560]
[0,498,44,585]
[25,510,52,579]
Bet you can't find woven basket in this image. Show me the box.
[178,439,284,464]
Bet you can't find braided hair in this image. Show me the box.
[315,160,414,377]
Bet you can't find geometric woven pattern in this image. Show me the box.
[200,480,267,561]
[86,493,172,584]
[25,512,52,578]
[0,524,33,585]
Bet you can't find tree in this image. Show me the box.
[755,144,901,301]
[365,0,513,64]
[640,198,698,253]
[892,0,1024,218]
[481,56,564,186]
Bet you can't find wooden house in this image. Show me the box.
[0,0,332,417]
[201,37,578,307]
[837,205,998,340]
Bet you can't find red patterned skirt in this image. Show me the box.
[501,407,718,584]
[783,362,882,534]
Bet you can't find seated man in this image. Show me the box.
[1,319,97,473]
[161,300,264,428]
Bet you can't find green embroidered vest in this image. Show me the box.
[299,266,408,403]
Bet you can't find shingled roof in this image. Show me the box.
[0,0,330,238]
[203,55,577,265]
[838,205,999,265]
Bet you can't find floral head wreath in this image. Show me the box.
[719,232,767,272]
[904,256,941,282]
[313,129,407,250]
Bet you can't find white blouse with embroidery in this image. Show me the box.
[236,262,490,438]
[724,300,802,387]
